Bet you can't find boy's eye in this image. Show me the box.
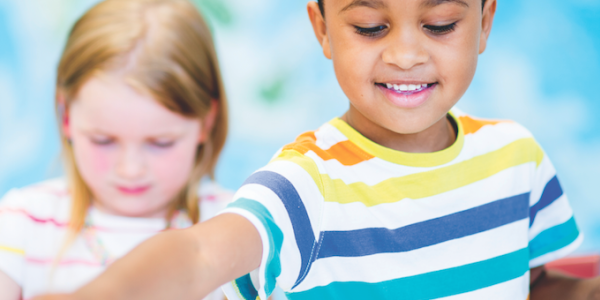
[354,25,388,37]
[423,22,457,35]
[90,137,115,146]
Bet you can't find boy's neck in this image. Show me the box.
[341,108,456,154]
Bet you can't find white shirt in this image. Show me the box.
[0,178,232,300]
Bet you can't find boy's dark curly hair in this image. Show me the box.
[317,0,488,17]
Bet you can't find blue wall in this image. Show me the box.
[1,0,599,253]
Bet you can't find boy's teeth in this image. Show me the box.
[384,83,430,91]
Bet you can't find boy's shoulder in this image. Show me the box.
[452,108,535,140]
[0,178,71,222]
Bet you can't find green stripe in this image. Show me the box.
[228,198,284,297]
[530,216,580,260]
[287,248,529,300]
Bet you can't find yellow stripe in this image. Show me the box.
[329,111,465,168]
[0,245,25,256]
[272,150,324,196]
[322,138,544,206]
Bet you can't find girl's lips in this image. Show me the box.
[377,83,436,108]
[117,185,150,195]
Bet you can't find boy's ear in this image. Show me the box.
[199,100,219,144]
[479,0,497,54]
[307,1,332,59]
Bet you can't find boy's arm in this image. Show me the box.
[531,266,600,300]
[0,270,20,300]
[34,213,262,300]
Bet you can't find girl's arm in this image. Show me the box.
[0,270,21,300]
[34,213,262,300]
[531,266,600,300]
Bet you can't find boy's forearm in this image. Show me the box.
[73,228,213,300]
[531,270,600,300]
[65,213,261,300]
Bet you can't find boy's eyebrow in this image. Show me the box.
[339,0,387,14]
[421,0,469,8]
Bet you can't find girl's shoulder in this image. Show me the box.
[198,180,234,221]
[0,178,71,223]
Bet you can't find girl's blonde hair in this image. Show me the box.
[56,0,228,248]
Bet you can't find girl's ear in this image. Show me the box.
[199,100,219,144]
[57,92,71,139]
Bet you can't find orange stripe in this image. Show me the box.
[283,132,374,166]
[459,115,509,135]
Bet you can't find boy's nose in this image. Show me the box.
[381,30,429,70]
[116,146,146,179]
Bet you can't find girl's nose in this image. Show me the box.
[116,145,146,179]
[381,28,430,70]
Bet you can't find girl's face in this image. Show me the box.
[66,74,206,218]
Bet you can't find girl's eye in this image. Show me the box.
[354,25,388,37]
[424,22,457,35]
[150,140,176,148]
[90,137,114,146]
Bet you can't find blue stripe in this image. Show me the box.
[317,193,530,259]
[233,274,258,300]
[530,176,563,227]
[243,171,317,288]
[227,198,283,296]
[288,248,530,300]
[530,216,580,260]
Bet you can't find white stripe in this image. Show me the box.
[529,194,573,240]
[294,220,529,292]
[439,273,529,300]
[321,163,532,231]
[221,283,244,300]
[232,184,303,291]
[530,233,584,268]
[314,123,348,150]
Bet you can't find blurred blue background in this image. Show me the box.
[0,0,599,258]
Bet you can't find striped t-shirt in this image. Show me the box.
[221,109,582,300]
[0,178,232,300]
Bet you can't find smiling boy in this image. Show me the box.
[35,0,600,299]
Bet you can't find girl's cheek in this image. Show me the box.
[148,144,197,189]
[75,142,114,177]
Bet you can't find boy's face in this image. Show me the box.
[308,0,496,135]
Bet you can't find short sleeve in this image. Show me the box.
[221,150,325,300]
[0,189,28,285]
[528,151,582,268]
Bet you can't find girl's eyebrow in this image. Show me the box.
[421,0,469,8]
[340,0,387,14]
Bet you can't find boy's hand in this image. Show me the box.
[531,266,600,300]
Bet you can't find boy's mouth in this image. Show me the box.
[376,82,437,95]
[375,82,437,108]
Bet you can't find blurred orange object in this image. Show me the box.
[545,255,600,279]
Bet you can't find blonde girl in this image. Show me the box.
[0,0,230,299]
